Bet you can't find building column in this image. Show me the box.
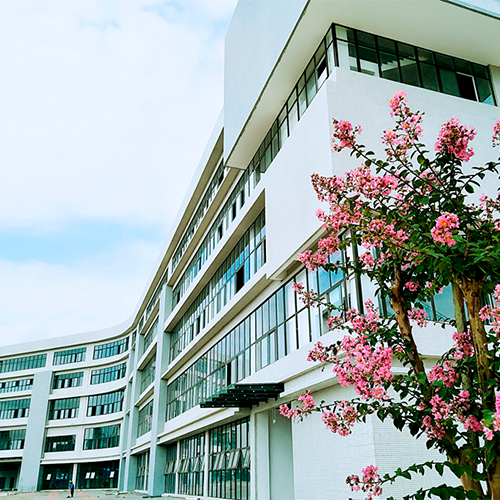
[147,285,171,495]
[18,370,52,492]
[122,330,142,491]
[252,411,270,500]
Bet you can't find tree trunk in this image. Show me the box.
[451,283,484,497]
[389,264,426,376]
[455,275,493,409]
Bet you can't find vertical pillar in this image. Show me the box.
[18,370,52,492]
[148,285,171,495]
[203,429,210,498]
[122,328,142,491]
[252,411,270,500]
[72,464,78,489]
[490,65,500,104]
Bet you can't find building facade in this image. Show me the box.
[1,1,500,498]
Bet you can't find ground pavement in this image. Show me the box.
[0,491,149,500]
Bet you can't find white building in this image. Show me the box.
[1,1,500,498]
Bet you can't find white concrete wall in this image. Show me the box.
[224,0,308,160]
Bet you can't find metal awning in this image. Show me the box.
[200,383,284,408]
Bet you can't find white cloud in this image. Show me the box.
[0,0,236,230]
[0,0,238,346]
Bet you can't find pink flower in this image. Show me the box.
[452,331,474,359]
[407,308,429,328]
[404,281,419,292]
[431,212,459,246]
[331,119,361,152]
[493,120,500,147]
[428,361,458,388]
[434,116,476,162]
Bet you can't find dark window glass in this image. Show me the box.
[439,68,460,96]
[420,62,440,91]
[456,73,477,101]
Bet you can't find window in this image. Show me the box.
[166,258,345,421]
[177,433,205,497]
[53,348,86,365]
[140,356,156,394]
[53,372,83,389]
[0,378,33,394]
[90,363,126,385]
[44,435,75,452]
[142,320,158,356]
[93,338,128,360]
[334,23,495,105]
[172,168,254,309]
[0,354,46,373]
[169,211,266,362]
[136,452,149,491]
[0,399,30,419]
[164,443,177,493]
[87,390,124,417]
[137,400,154,437]
[209,418,250,500]
[76,461,119,489]
[49,398,80,420]
[172,161,228,270]
[83,424,120,450]
[0,429,26,450]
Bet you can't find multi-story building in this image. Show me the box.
[1,1,499,498]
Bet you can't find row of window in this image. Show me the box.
[52,362,127,390]
[43,424,121,453]
[0,354,46,374]
[142,320,158,356]
[144,270,168,322]
[41,461,119,490]
[48,390,124,420]
[0,398,30,419]
[169,210,266,363]
[172,168,255,308]
[93,338,129,360]
[0,429,26,450]
[0,378,33,394]
[166,258,345,421]
[90,363,127,385]
[53,372,83,389]
[53,348,86,366]
[172,161,228,270]
[140,356,156,394]
[334,24,494,105]
[137,400,154,437]
[164,418,250,500]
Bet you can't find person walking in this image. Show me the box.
[69,481,75,498]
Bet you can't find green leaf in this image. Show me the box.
[436,463,444,476]
[466,490,478,500]
[464,183,474,193]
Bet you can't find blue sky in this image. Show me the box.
[0,0,238,346]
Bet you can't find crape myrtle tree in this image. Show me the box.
[279,91,500,500]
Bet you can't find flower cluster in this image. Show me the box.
[292,282,319,308]
[279,390,315,420]
[346,465,383,500]
[407,308,429,328]
[434,116,476,162]
[322,401,358,436]
[430,212,459,246]
[346,163,398,199]
[428,361,458,388]
[404,281,419,292]
[331,119,362,152]
[452,330,474,359]
[307,341,330,363]
[479,284,500,334]
[333,333,393,400]
[420,391,470,440]
[493,120,500,147]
